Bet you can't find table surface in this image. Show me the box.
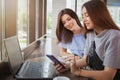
[1,35,88,80]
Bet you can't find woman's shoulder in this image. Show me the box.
[109,29,120,33]
[108,29,120,38]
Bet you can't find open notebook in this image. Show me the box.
[4,36,56,80]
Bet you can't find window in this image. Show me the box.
[107,6,120,27]
[47,0,52,34]
[0,0,46,62]
[66,0,75,10]
[17,0,28,49]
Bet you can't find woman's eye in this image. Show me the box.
[86,15,89,17]
[86,14,89,17]
[67,18,71,21]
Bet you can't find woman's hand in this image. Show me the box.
[53,62,69,73]
[64,55,80,62]
[70,56,81,76]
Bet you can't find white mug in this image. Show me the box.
[53,76,70,80]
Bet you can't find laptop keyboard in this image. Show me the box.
[23,62,43,78]
[17,61,55,79]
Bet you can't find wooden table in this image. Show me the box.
[0,35,88,80]
[26,56,88,80]
[23,36,88,80]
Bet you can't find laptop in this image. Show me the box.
[4,36,56,80]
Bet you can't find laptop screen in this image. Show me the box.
[4,36,24,75]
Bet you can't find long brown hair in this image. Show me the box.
[82,0,119,34]
[56,8,83,43]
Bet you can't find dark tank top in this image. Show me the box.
[86,41,120,80]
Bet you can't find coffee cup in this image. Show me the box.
[53,76,70,80]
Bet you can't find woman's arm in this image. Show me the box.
[60,47,73,56]
[76,54,87,67]
[70,56,117,80]
[80,67,116,80]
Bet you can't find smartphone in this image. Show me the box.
[46,55,66,69]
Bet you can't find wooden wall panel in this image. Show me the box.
[43,0,46,35]
[38,0,46,38]
[38,0,43,38]
[29,0,36,43]
[5,0,17,38]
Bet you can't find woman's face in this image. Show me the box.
[82,7,94,30]
[61,14,78,31]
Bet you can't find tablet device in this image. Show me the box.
[46,55,66,68]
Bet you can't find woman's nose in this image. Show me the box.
[83,17,87,23]
[65,22,69,27]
